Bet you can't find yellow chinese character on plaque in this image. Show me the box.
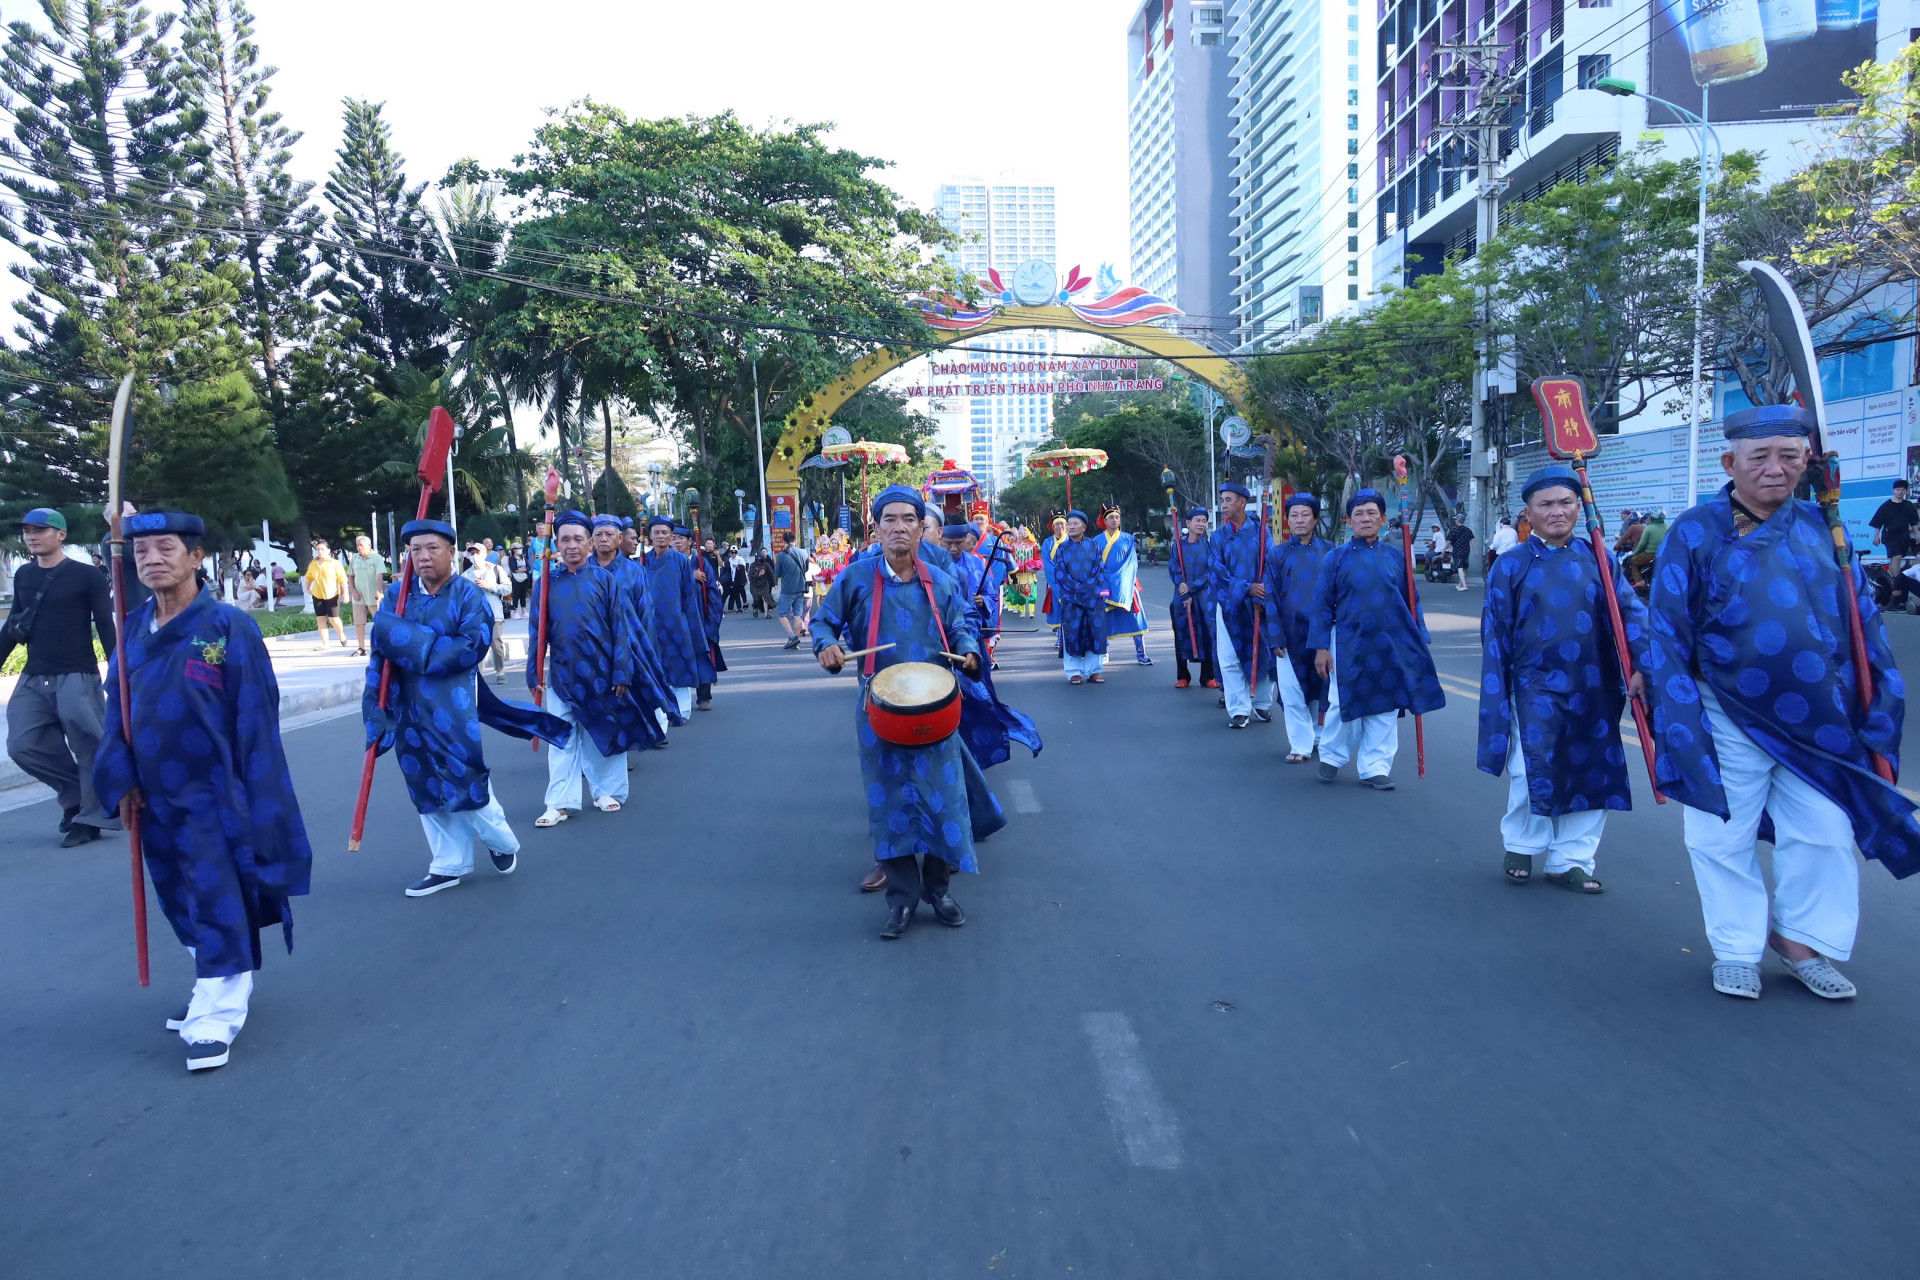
[1553,388,1573,410]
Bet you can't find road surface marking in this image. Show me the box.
[1081,1012,1184,1170]
[1008,779,1041,813]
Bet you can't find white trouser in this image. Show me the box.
[1214,605,1275,720]
[544,690,630,810]
[672,687,695,720]
[1317,640,1397,775]
[1063,649,1105,679]
[180,946,251,1046]
[1682,690,1859,963]
[1501,730,1606,874]
[1273,652,1321,756]
[421,787,519,876]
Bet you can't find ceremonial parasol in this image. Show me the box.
[822,439,908,534]
[1024,447,1109,512]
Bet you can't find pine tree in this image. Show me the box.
[0,0,268,525]
[177,0,321,411]
[313,99,445,377]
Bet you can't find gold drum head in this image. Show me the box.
[869,661,957,713]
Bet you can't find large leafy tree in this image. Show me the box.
[0,0,287,535]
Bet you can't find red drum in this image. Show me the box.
[866,661,960,746]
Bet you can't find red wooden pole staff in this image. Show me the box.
[1249,488,1269,701]
[1165,484,1201,662]
[1392,457,1425,778]
[1572,454,1666,803]
[347,408,457,850]
[529,466,562,752]
[104,372,148,984]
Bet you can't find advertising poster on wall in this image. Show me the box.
[1647,0,1878,124]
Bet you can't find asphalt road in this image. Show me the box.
[5,582,1920,1279]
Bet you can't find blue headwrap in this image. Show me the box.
[1346,488,1387,515]
[1283,492,1321,513]
[1219,481,1251,499]
[646,515,674,531]
[1065,509,1089,524]
[126,511,206,540]
[553,510,591,532]
[590,514,622,531]
[870,484,927,522]
[942,522,975,538]
[1521,465,1582,502]
[399,518,455,544]
[621,516,635,529]
[1724,403,1814,440]
[671,524,691,538]
[1183,506,1208,521]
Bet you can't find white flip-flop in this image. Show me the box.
[535,808,570,828]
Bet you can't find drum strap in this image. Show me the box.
[862,557,955,678]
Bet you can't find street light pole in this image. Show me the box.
[751,357,769,553]
[1598,77,1722,507]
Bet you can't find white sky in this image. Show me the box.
[250,0,1137,278]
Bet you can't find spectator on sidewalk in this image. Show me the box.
[774,532,810,649]
[303,541,350,651]
[1485,516,1518,574]
[269,561,286,606]
[1446,516,1476,591]
[2,507,122,847]
[463,540,513,683]
[748,550,776,617]
[345,535,387,657]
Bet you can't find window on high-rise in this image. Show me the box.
[1348,113,1359,129]
[1348,13,1359,27]
[1348,211,1359,227]
[1348,137,1359,154]
[1348,235,1359,252]
[1347,260,1359,276]
[1348,163,1359,179]
[1348,90,1359,105]
[1348,284,1359,300]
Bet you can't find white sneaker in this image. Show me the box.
[534,808,569,828]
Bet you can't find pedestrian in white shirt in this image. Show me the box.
[463,542,512,683]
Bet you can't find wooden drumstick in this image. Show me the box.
[836,642,895,661]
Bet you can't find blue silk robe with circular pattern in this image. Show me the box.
[695,550,728,674]
[1051,536,1109,659]
[1206,515,1271,670]
[94,591,311,980]
[1167,532,1216,666]
[1477,537,1651,816]
[1098,530,1149,639]
[1261,535,1331,708]
[526,559,655,755]
[600,554,687,734]
[809,562,1009,869]
[363,573,573,813]
[639,549,713,689]
[1306,536,1446,721]
[1644,486,1920,877]
[1041,534,1065,627]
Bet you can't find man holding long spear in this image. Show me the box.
[1478,467,1653,894]
[1167,507,1216,690]
[1262,492,1331,763]
[1207,481,1274,729]
[94,512,311,1073]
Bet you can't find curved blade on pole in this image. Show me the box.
[1739,260,1825,426]
[106,372,135,514]
[421,407,458,492]
[105,370,149,984]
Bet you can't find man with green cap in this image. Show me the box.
[1,506,122,847]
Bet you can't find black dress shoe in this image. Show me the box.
[927,894,966,927]
[60,824,102,848]
[405,873,461,897]
[1252,707,1272,723]
[489,849,517,874]
[1360,774,1396,791]
[1318,762,1339,783]
[59,805,79,834]
[185,1039,229,1071]
[880,906,913,939]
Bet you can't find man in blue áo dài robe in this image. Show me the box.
[1097,504,1152,665]
[1308,488,1445,788]
[1478,468,1652,894]
[588,515,680,751]
[93,512,311,1073]
[812,485,1006,940]
[1168,507,1217,689]
[935,523,1042,766]
[640,516,709,722]
[1040,514,1068,651]
[1052,511,1110,683]
[365,519,572,899]
[1207,481,1276,727]
[673,525,726,709]
[944,522,994,637]
[1262,492,1331,760]
[527,512,645,825]
[968,521,1015,663]
[1644,404,1919,1002]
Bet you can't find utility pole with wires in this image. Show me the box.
[1431,36,1525,552]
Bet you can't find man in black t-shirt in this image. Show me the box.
[1870,479,1919,608]
[2,507,122,846]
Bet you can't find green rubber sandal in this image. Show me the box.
[1544,867,1604,894]
[1503,851,1532,884]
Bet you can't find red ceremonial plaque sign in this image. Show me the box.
[1532,377,1600,460]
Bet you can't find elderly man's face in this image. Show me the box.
[1348,502,1385,538]
[1287,505,1317,537]
[622,529,640,554]
[1220,491,1248,523]
[556,524,591,567]
[592,526,621,557]
[879,502,921,555]
[134,534,200,592]
[1722,437,1809,513]
[649,524,671,552]
[1066,516,1087,539]
[1525,486,1582,544]
[355,536,371,554]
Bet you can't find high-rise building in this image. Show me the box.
[932,181,1060,489]
[1126,0,1236,349]
[1226,0,1378,346]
